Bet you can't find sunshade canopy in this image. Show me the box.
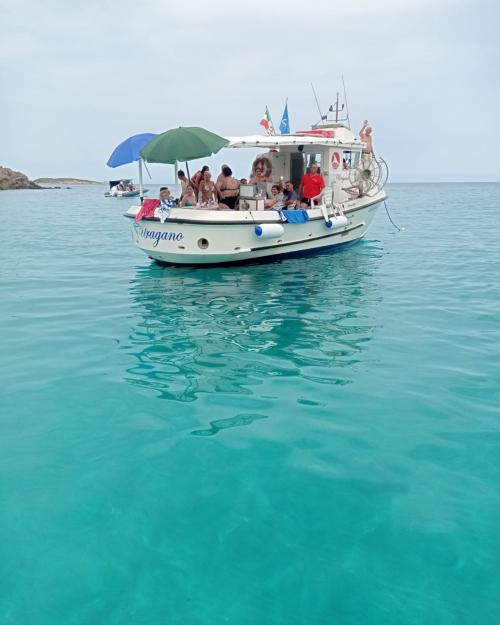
[140,126,229,164]
[107,133,157,168]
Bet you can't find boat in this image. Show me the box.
[124,120,388,266]
[105,179,148,198]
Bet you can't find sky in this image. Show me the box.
[1,0,499,183]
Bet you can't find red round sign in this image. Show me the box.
[331,151,341,170]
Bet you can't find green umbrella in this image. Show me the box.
[140,126,228,164]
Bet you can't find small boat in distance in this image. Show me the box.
[105,179,148,198]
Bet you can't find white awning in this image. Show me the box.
[225,134,362,149]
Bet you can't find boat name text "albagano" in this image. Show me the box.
[138,228,185,246]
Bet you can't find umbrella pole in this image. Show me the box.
[185,161,191,184]
[174,161,178,192]
[138,158,144,204]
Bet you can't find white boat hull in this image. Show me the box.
[106,189,148,198]
[126,192,386,265]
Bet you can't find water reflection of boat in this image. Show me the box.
[122,244,382,416]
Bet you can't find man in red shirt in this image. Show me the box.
[298,162,325,208]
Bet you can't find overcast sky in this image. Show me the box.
[1,0,498,182]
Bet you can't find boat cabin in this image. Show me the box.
[108,178,133,190]
[227,122,363,206]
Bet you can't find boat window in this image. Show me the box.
[306,153,323,172]
[342,151,360,169]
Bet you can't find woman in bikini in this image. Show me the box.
[191,165,210,195]
[216,165,240,210]
[197,170,217,205]
[180,184,197,207]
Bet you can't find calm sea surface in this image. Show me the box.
[1,183,499,625]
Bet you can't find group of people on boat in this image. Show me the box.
[158,158,326,211]
[154,120,375,211]
[178,165,242,210]
[115,181,135,193]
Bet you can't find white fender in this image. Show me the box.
[325,215,348,229]
[255,223,285,238]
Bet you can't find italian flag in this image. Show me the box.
[260,107,275,136]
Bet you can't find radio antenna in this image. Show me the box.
[311,83,326,124]
[342,74,351,128]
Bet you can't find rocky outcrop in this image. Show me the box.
[0,166,41,190]
[33,177,102,185]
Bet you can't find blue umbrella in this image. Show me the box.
[107,133,157,167]
[107,133,157,201]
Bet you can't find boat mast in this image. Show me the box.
[328,92,346,124]
[342,75,351,128]
[138,158,144,203]
[311,83,326,125]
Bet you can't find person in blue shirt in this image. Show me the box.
[283,180,298,209]
[159,187,175,208]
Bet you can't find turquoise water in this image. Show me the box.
[1,184,499,624]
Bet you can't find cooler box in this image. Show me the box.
[240,184,257,198]
[239,198,265,211]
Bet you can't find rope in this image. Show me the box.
[384,200,404,232]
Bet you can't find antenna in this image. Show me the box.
[328,93,344,123]
[311,83,327,124]
[342,74,351,128]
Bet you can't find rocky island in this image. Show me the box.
[0,166,41,190]
[34,177,103,185]
[0,167,105,190]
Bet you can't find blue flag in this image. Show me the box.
[279,102,290,134]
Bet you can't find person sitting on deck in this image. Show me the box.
[265,184,285,210]
[216,166,240,210]
[197,170,217,205]
[177,170,190,198]
[159,187,174,208]
[180,184,197,207]
[283,180,298,209]
[299,163,325,208]
[155,187,175,223]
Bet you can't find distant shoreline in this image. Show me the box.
[34,177,104,185]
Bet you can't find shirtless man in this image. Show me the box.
[359,120,374,167]
[177,170,189,198]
